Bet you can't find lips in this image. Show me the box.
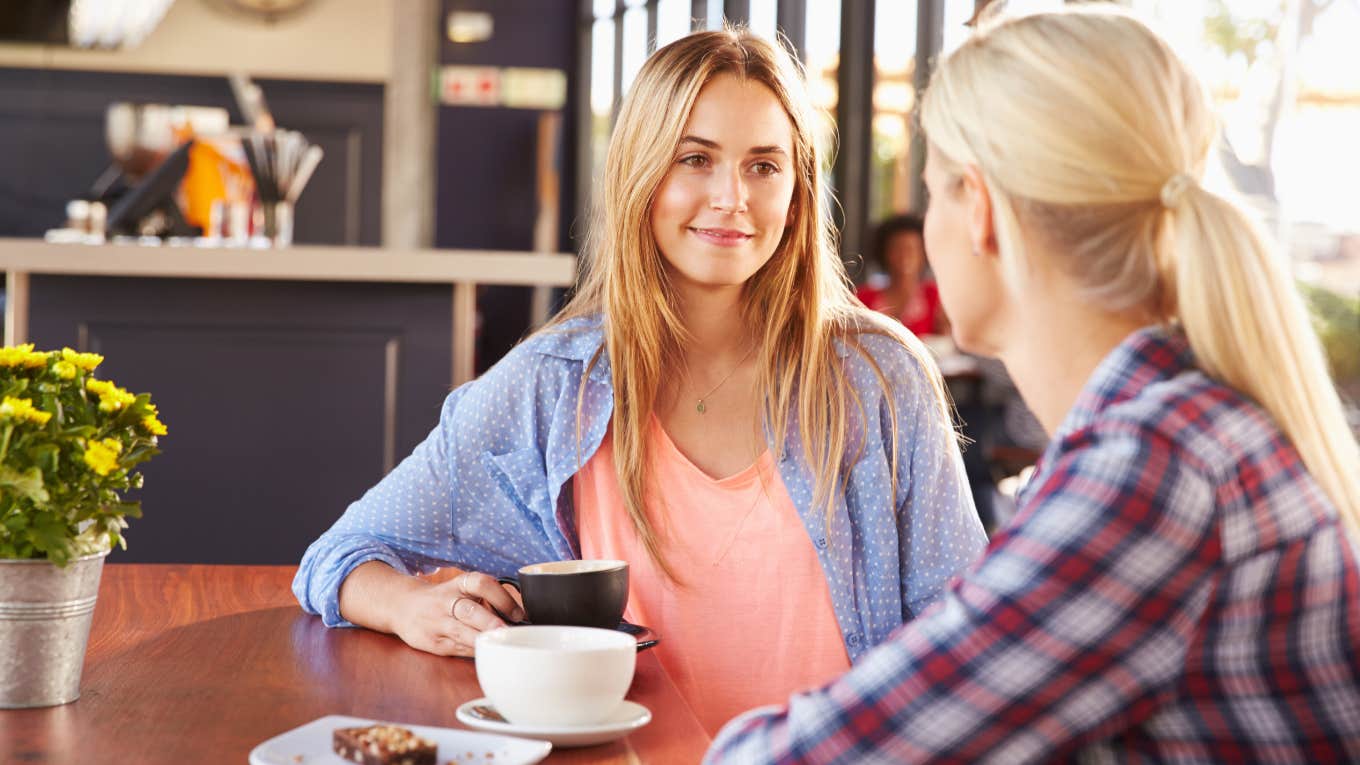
[689,227,754,246]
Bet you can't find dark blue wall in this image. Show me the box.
[29,275,453,565]
[436,0,582,371]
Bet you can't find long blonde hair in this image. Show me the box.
[552,28,952,578]
[920,6,1360,536]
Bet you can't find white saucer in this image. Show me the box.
[455,698,652,747]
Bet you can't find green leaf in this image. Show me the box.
[0,465,49,504]
[26,516,72,563]
[25,443,59,472]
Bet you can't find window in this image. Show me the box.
[869,1,918,224]
[588,5,616,185]
[749,0,778,39]
[621,2,649,95]
[656,0,692,48]
[805,0,840,177]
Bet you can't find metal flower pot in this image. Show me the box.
[0,551,106,708]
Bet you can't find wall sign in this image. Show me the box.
[439,66,565,111]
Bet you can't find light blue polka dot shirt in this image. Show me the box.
[293,315,987,661]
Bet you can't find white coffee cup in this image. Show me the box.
[475,625,636,727]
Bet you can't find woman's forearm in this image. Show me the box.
[338,560,452,634]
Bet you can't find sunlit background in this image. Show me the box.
[586,0,1359,407]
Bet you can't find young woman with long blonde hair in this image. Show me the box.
[708,7,1360,762]
[294,28,985,733]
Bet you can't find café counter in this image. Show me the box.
[0,238,577,566]
[0,238,578,386]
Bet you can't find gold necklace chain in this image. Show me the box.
[692,345,755,414]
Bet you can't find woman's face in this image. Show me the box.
[650,74,797,293]
[884,230,925,282]
[922,147,1008,355]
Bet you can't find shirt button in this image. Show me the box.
[815,537,828,550]
[847,633,863,648]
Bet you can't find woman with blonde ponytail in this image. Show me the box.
[294,27,986,735]
[708,7,1360,763]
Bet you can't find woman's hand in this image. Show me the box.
[395,570,525,656]
[339,562,524,657]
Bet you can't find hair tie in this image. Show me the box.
[1160,173,1195,209]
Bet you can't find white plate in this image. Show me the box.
[455,698,652,748]
[248,714,552,765]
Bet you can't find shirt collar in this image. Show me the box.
[530,313,855,361]
[1052,323,1196,442]
[531,315,606,362]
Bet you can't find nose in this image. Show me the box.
[709,164,748,214]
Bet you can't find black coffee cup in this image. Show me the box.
[497,559,629,629]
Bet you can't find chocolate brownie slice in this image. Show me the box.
[332,724,437,765]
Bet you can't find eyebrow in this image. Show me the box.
[678,135,788,157]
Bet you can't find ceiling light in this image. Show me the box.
[69,0,177,49]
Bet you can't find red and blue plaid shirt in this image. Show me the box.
[707,326,1360,763]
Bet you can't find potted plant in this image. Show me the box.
[0,344,165,708]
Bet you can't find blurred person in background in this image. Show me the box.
[708,6,1360,762]
[856,214,947,338]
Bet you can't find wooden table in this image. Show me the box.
[0,565,712,764]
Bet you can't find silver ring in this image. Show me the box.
[457,571,471,595]
[450,596,470,619]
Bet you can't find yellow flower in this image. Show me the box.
[0,344,33,367]
[52,360,77,380]
[61,347,103,372]
[0,343,49,369]
[85,379,136,412]
[82,438,123,477]
[141,414,168,436]
[0,396,52,426]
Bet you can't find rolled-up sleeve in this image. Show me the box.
[293,385,468,627]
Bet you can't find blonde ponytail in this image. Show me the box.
[1172,186,1360,534]
[920,6,1360,537]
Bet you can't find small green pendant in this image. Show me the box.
[696,400,707,414]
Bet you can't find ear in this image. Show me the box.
[960,165,997,257]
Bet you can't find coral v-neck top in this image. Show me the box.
[575,417,851,735]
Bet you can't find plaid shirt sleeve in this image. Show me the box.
[706,423,1224,764]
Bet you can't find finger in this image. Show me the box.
[459,572,525,622]
[427,633,472,657]
[451,595,508,633]
[439,614,495,656]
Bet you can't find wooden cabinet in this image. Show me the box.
[28,275,453,564]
